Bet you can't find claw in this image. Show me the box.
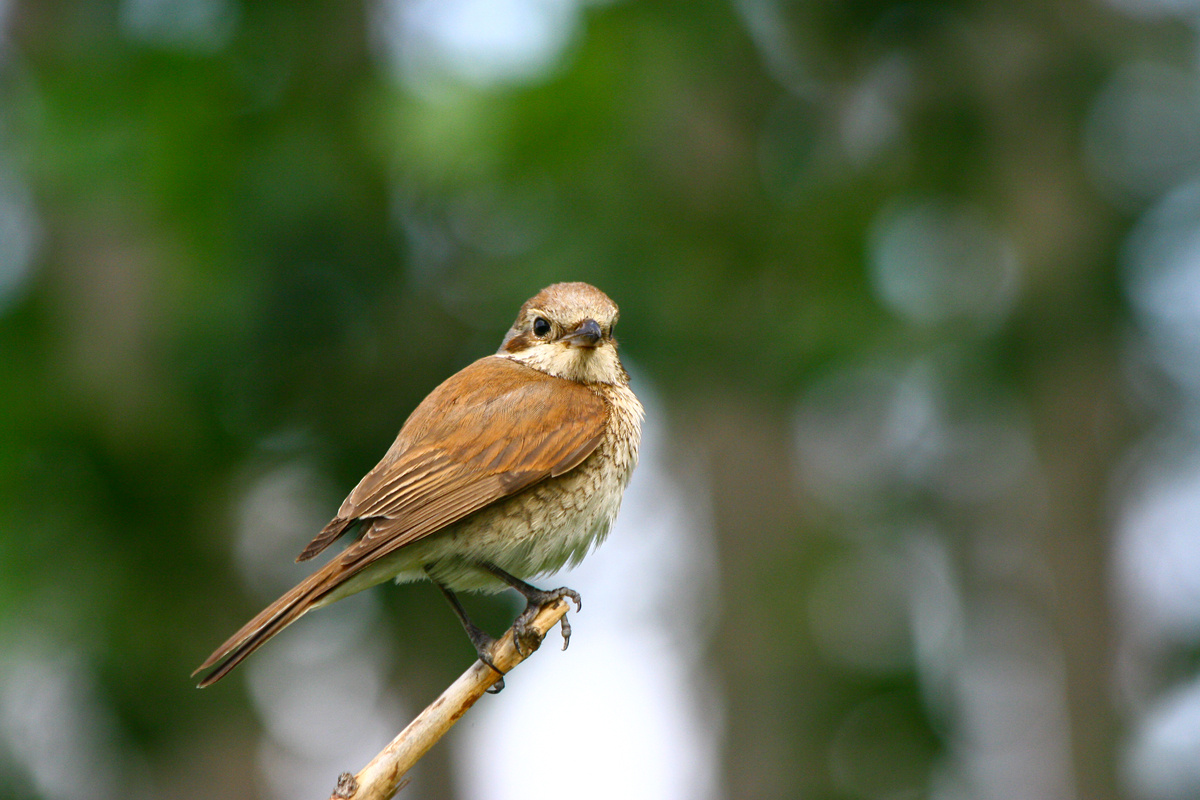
[475,647,507,693]
[559,613,572,651]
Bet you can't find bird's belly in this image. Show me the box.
[406,462,627,592]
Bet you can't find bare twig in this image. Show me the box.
[326,598,572,800]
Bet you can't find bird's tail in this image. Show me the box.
[192,561,340,688]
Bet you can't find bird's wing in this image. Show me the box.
[299,355,608,564]
[193,356,607,686]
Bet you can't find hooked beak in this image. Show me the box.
[560,318,603,348]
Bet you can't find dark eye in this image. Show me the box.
[532,317,552,337]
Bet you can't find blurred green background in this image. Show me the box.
[3,0,1200,798]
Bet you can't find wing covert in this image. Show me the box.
[296,356,608,566]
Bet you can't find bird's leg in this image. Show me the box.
[481,562,582,655]
[430,576,506,694]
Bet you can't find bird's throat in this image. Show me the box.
[504,344,624,385]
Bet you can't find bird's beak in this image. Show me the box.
[560,318,603,348]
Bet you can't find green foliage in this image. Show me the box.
[0,0,1167,798]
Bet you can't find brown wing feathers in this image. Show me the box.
[194,357,608,686]
[295,516,355,563]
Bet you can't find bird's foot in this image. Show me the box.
[512,586,582,656]
[478,563,584,657]
[470,635,506,694]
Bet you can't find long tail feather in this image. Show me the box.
[192,562,339,687]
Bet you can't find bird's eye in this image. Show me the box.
[532,317,552,337]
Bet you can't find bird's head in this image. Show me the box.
[498,282,626,385]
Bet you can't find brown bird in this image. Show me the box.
[194,282,643,689]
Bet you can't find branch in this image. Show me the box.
[327,598,572,800]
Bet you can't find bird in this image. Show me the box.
[194,282,643,690]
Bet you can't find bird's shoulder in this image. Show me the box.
[390,355,607,450]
